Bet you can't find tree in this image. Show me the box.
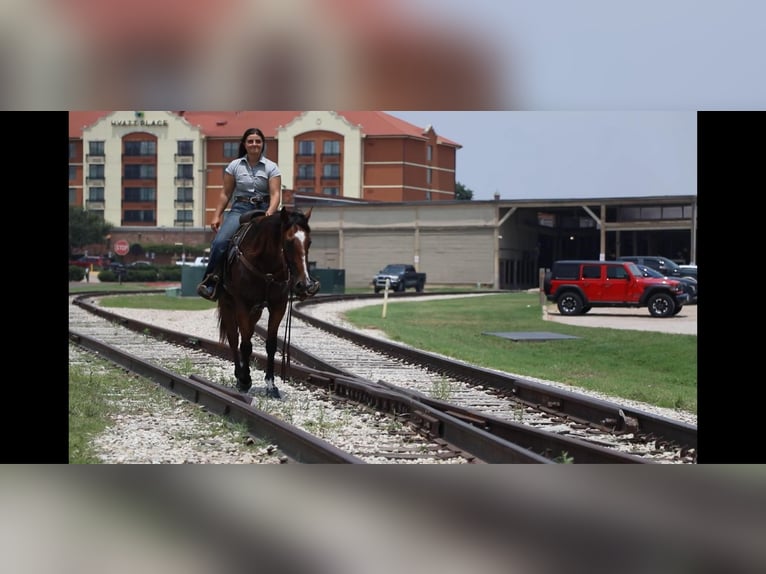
[455,181,474,200]
[69,206,114,258]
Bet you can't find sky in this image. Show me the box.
[414,0,766,110]
[387,111,697,201]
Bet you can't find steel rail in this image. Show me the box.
[68,329,365,464]
[294,294,698,451]
[71,292,654,463]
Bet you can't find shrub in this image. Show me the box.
[70,265,86,281]
[126,269,160,282]
[158,267,182,281]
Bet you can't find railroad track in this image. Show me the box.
[69,291,696,463]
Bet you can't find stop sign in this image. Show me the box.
[114,239,130,256]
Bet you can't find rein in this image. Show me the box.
[233,246,291,290]
[280,293,296,381]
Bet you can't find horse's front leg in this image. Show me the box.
[263,303,287,399]
[263,334,280,399]
[237,337,254,393]
[234,308,256,393]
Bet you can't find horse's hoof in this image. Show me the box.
[265,387,281,399]
[237,382,252,393]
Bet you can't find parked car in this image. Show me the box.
[128,261,155,268]
[678,264,697,280]
[69,255,108,269]
[372,264,426,293]
[636,264,697,304]
[543,259,688,317]
[175,256,209,267]
[616,255,685,278]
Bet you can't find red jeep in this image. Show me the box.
[543,260,689,318]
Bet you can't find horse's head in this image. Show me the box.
[281,207,320,300]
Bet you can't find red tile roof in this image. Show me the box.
[68,111,460,147]
[68,111,113,137]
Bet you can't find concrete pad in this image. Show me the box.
[482,331,579,341]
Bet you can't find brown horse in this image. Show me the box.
[217,207,320,398]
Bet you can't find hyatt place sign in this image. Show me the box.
[111,119,169,127]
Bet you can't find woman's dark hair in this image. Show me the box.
[238,127,267,157]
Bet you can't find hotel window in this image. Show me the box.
[176,209,193,222]
[177,140,193,155]
[88,164,105,178]
[426,145,432,161]
[89,141,105,156]
[177,187,193,201]
[124,164,156,178]
[176,164,193,179]
[88,187,105,201]
[123,210,156,222]
[69,165,77,180]
[323,140,340,155]
[223,142,238,158]
[298,140,315,155]
[426,168,432,185]
[297,187,314,195]
[298,164,315,178]
[124,187,156,201]
[322,164,340,179]
[69,188,76,203]
[69,142,77,159]
[322,187,339,196]
[124,140,156,156]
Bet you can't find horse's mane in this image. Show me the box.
[282,209,311,232]
[242,209,310,261]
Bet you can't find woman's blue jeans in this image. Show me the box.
[203,203,261,277]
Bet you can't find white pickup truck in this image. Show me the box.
[176,256,209,266]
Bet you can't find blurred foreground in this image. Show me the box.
[3,466,765,573]
[4,1,765,109]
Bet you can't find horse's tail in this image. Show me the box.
[216,303,227,344]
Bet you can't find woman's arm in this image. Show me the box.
[266,174,282,216]
[211,171,236,232]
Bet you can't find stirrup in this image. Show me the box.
[197,274,220,301]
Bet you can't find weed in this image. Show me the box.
[554,451,574,464]
[430,378,454,401]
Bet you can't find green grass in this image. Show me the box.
[343,293,697,414]
[97,293,217,311]
[69,361,116,463]
[69,282,174,294]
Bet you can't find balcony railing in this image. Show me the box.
[174,199,194,207]
[174,153,194,164]
[86,154,105,163]
[174,177,194,184]
[85,177,105,185]
[321,153,340,161]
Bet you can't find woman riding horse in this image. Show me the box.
[216,207,319,398]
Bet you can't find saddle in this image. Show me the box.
[224,210,267,276]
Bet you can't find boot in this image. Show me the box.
[196,273,220,301]
[197,255,224,300]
